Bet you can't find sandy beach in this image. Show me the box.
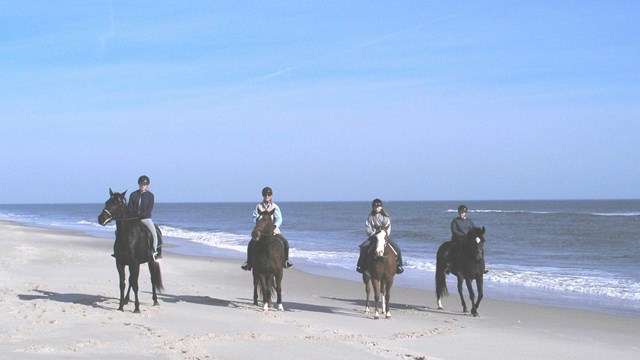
[0,220,637,359]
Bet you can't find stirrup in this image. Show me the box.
[284,260,293,269]
[241,262,252,271]
[153,252,162,262]
[356,266,364,274]
[396,266,404,274]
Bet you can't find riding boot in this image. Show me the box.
[278,234,293,269]
[356,247,367,273]
[241,241,254,271]
[388,239,404,274]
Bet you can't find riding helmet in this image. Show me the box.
[262,187,273,196]
[372,198,383,208]
[458,204,468,213]
[138,175,150,185]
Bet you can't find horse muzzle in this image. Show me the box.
[98,209,113,226]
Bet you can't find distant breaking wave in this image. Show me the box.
[448,209,640,217]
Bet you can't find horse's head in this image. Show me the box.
[98,188,128,226]
[374,226,390,257]
[251,209,275,241]
[465,226,486,261]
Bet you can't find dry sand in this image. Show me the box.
[0,220,638,359]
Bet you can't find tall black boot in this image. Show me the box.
[278,235,293,269]
[241,241,254,271]
[356,247,367,273]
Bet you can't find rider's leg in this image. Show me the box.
[276,234,293,268]
[140,219,160,259]
[356,238,372,273]
[241,241,255,271]
[446,242,459,274]
[387,238,404,274]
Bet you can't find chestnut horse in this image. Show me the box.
[362,227,397,319]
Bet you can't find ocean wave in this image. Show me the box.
[160,226,249,254]
[590,212,640,217]
[447,209,551,215]
[486,269,640,301]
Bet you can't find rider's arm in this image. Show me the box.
[365,215,376,237]
[273,204,283,228]
[252,204,260,223]
[451,218,465,238]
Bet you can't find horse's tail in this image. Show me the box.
[258,274,277,302]
[149,261,164,293]
[435,242,449,299]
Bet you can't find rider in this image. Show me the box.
[241,186,293,271]
[446,204,487,274]
[356,199,404,274]
[128,175,161,261]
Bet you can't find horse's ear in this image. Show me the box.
[122,190,127,197]
[481,226,486,235]
[109,188,114,196]
[269,209,275,215]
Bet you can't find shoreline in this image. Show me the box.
[1,220,639,359]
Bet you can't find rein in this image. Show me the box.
[100,208,138,223]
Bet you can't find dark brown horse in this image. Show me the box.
[362,227,397,319]
[251,209,285,311]
[435,226,486,317]
[98,189,164,313]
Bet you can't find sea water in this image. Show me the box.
[1,200,638,316]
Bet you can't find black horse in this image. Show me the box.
[251,209,285,311]
[435,226,486,317]
[98,189,164,313]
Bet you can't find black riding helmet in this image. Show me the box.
[458,204,468,213]
[262,187,273,197]
[138,175,150,185]
[372,198,383,208]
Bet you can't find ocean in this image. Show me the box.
[1,200,639,316]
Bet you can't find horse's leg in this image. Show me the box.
[363,274,371,314]
[124,284,132,305]
[465,277,476,316]
[259,273,270,312]
[471,277,484,317]
[252,270,259,306]
[385,276,394,319]
[148,262,158,306]
[275,271,284,311]
[372,278,381,319]
[129,263,141,313]
[456,275,468,313]
[117,262,127,311]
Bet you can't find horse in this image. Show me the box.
[362,227,397,319]
[98,189,164,313]
[435,226,486,317]
[250,209,285,311]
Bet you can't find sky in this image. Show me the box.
[1,1,639,204]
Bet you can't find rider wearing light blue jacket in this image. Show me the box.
[241,187,293,271]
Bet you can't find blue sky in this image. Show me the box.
[1,1,638,203]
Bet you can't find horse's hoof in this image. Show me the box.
[364,307,370,314]
[374,312,380,319]
[385,313,392,319]
[153,301,160,306]
[117,308,124,312]
[253,301,259,306]
[437,306,444,311]
[133,309,141,314]
[277,304,284,311]
[262,304,269,312]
